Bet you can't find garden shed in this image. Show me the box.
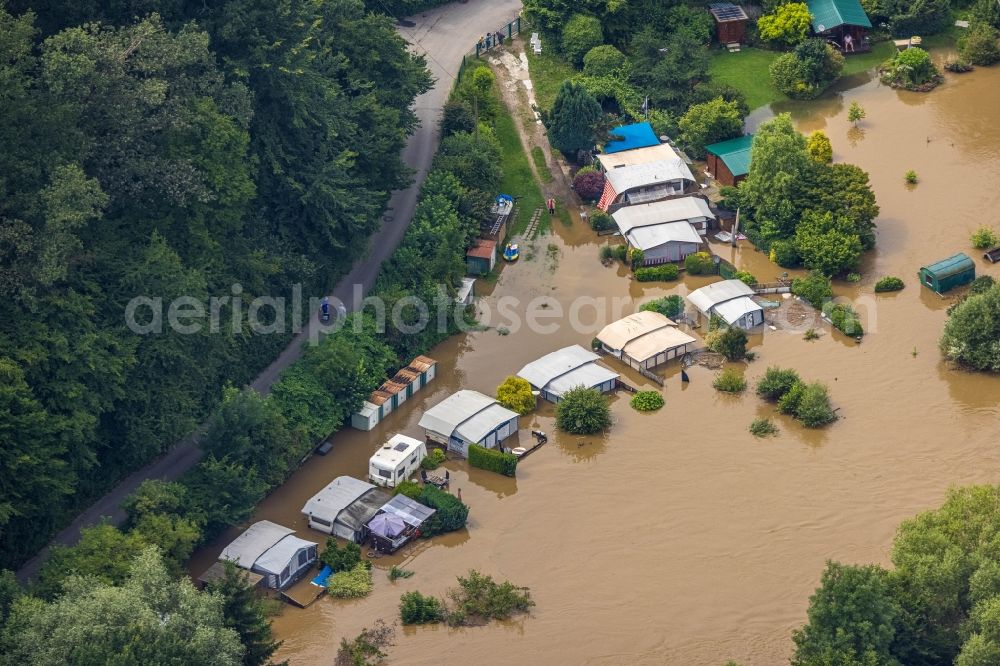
[350,355,437,431]
[807,0,872,53]
[688,279,764,329]
[918,253,976,293]
[516,344,619,402]
[301,476,390,542]
[418,389,519,457]
[709,3,749,46]
[597,311,696,370]
[466,239,497,275]
[705,135,753,187]
[219,521,318,590]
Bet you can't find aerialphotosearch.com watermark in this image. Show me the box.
[125,282,879,344]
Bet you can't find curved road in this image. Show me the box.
[17,0,523,582]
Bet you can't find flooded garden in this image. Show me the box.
[190,51,1000,665]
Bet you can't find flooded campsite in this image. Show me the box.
[190,51,1000,665]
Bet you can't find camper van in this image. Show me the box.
[369,434,427,488]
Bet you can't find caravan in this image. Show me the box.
[369,434,427,488]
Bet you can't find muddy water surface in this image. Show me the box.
[190,57,1000,665]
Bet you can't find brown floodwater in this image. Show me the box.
[189,53,1000,665]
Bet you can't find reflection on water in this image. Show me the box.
[188,54,1000,666]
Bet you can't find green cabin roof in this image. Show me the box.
[921,253,975,279]
[705,134,754,178]
[807,0,872,32]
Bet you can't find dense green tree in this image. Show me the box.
[792,562,901,666]
[806,131,833,164]
[940,282,1000,372]
[35,524,148,599]
[562,14,604,65]
[208,562,285,666]
[182,456,268,540]
[548,81,602,156]
[6,548,243,665]
[629,28,710,113]
[583,45,629,78]
[555,386,612,434]
[678,97,744,159]
[496,376,536,415]
[959,23,1000,65]
[757,2,811,46]
[794,211,863,276]
[771,40,844,100]
[791,272,834,309]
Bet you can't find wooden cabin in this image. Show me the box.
[919,253,976,293]
[709,3,749,46]
[807,0,873,54]
[705,135,753,187]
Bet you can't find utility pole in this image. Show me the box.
[732,207,740,247]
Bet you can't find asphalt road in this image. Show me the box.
[16,0,524,583]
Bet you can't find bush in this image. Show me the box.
[441,99,476,136]
[321,540,367,572]
[418,486,469,536]
[588,210,614,232]
[684,251,715,275]
[824,302,864,337]
[777,381,806,415]
[757,2,811,46]
[635,265,681,282]
[599,245,613,262]
[905,170,919,184]
[749,418,779,437]
[770,239,801,268]
[733,270,757,286]
[446,570,534,626]
[639,295,684,319]
[971,226,999,249]
[874,276,905,292]
[420,448,446,470]
[468,444,518,477]
[713,367,747,393]
[630,391,664,411]
[678,97,744,159]
[959,23,1000,66]
[336,620,394,666]
[706,326,748,361]
[792,272,833,309]
[795,382,838,427]
[495,375,536,415]
[970,275,996,296]
[555,386,612,434]
[756,367,801,401]
[806,131,833,164]
[882,48,940,88]
[562,14,604,66]
[394,480,423,500]
[629,248,645,270]
[770,40,844,100]
[940,282,1000,372]
[328,563,374,599]
[400,591,446,624]
[583,45,629,78]
[574,170,605,201]
[612,244,628,262]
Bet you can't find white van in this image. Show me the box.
[369,434,427,488]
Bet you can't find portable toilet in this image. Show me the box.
[918,253,975,293]
[369,434,427,488]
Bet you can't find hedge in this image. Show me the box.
[635,264,680,281]
[468,444,517,477]
[418,486,469,536]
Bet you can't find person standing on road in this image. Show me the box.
[547,197,555,215]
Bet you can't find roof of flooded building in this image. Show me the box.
[454,402,519,443]
[613,197,714,234]
[253,534,316,576]
[377,494,437,528]
[597,311,679,350]
[807,0,872,32]
[466,239,497,260]
[370,434,425,468]
[621,326,696,362]
[408,355,437,372]
[921,253,975,278]
[705,135,754,178]
[546,363,619,397]
[597,143,683,171]
[220,521,315,572]
[418,390,516,443]
[688,279,756,314]
[714,296,763,325]
[603,158,696,194]
[626,221,704,251]
[602,122,661,154]
[335,488,391,534]
[301,476,376,524]
[517,345,619,397]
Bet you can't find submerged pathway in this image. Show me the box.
[17,0,524,582]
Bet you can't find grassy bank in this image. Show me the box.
[495,95,546,236]
[525,47,576,113]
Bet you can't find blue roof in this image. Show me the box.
[603,122,660,154]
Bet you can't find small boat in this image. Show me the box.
[503,243,519,262]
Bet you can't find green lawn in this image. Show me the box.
[494,94,545,237]
[525,47,577,113]
[842,41,895,75]
[709,47,787,111]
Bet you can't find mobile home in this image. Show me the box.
[369,434,427,488]
[301,476,390,542]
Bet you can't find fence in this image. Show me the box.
[473,16,523,58]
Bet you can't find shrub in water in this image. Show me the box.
[446,570,534,627]
[733,270,757,286]
[769,239,802,268]
[599,245,613,262]
[420,448,446,470]
[588,210,614,231]
[684,251,715,275]
[419,486,469,536]
[824,302,864,337]
[777,381,806,415]
[630,391,664,411]
[400,591,446,624]
[874,276,904,293]
[756,367,801,402]
[495,375,536,415]
[555,386,612,434]
[321,540,367,572]
[970,275,996,296]
[971,226,999,250]
[706,326,748,361]
[713,367,747,393]
[792,272,833,309]
[905,170,918,184]
[468,444,518,477]
[629,248,645,270]
[612,245,628,262]
[749,418,779,437]
[327,563,373,599]
[795,382,837,427]
[389,566,415,581]
[639,295,684,319]
[635,264,680,282]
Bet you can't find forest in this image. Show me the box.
[0,0,433,569]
